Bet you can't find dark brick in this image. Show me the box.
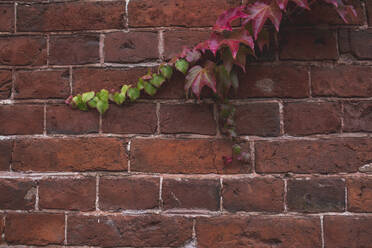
[0,70,12,99]
[67,215,193,247]
[100,176,160,211]
[222,177,284,212]
[0,140,11,171]
[162,178,220,210]
[0,179,36,210]
[344,101,372,132]
[349,29,372,59]
[0,4,14,32]
[287,178,345,213]
[160,104,216,135]
[347,177,372,212]
[39,177,96,211]
[368,1,372,26]
[14,69,70,99]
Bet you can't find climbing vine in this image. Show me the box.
[66,0,357,165]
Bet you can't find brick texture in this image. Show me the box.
[347,177,372,212]
[0,70,12,99]
[0,140,12,171]
[0,179,36,210]
[0,4,14,32]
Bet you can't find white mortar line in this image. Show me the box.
[99,33,105,65]
[159,176,163,209]
[95,174,100,211]
[158,30,164,61]
[320,215,325,248]
[64,214,68,245]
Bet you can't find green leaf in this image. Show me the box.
[137,79,145,90]
[97,89,109,102]
[73,94,88,111]
[160,65,173,79]
[113,92,126,105]
[232,144,242,155]
[88,96,98,108]
[121,85,130,95]
[96,99,109,114]
[175,59,189,74]
[82,91,95,103]
[150,74,166,88]
[144,81,157,96]
[127,87,140,101]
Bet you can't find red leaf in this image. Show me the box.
[180,47,201,63]
[214,6,249,32]
[323,0,344,7]
[219,29,254,59]
[185,63,217,98]
[336,5,358,23]
[276,0,310,10]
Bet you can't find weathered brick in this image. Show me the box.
[222,177,284,212]
[235,103,280,137]
[279,29,338,60]
[131,139,252,174]
[0,4,14,32]
[287,178,345,213]
[67,215,193,247]
[0,70,12,99]
[284,102,342,136]
[368,1,372,26]
[0,140,11,171]
[236,65,309,98]
[12,137,127,172]
[344,101,372,132]
[0,105,44,135]
[349,29,372,59]
[105,31,159,63]
[14,69,70,99]
[49,34,100,65]
[347,177,372,212]
[17,1,125,31]
[5,213,65,245]
[39,177,96,211]
[46,105,99,134]
[312,66,372,97]
[197,216,321,247]
[0,36,46,66]
[163,30,211,59]
[102,104,157,134]
[324,216,372,248]
[0,179,36,210]
[100,176,159,211]
[162,178,220,210]
[160,104,216,135]
[255,138,372,174]
[128,0,240,27]
[73,67,147,94]
[0,215,3,242]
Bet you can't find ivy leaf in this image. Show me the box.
[96,99,109,114]
[82,91,95,103]
[150,74,166,88]
[121,85,130,95]
[336,5,357,23]
[127,87,140,101]
[175,59,189,74]
[113,92,126,105]
[137,79,145,90]
[73,94,88,111]
[144,81,157,96]
[185,63,217,98]
[88,96,98,108]
[160,65,173,79]
[214,6,249,32]
[97,89,109,102]
[276,0,309,10]
[215,65,231,94]
[218,29,254,59]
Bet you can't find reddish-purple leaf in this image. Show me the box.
[276,0,309,10]
[185,63,217,98]
[336,5,358,23]
[219,29,254,58]
[214,6,249,32]
[180,47,202,63]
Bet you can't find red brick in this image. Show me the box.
[162,178,220,210]
[0,179,36,210]
[73,67,147,94]
[14,69,70,99]
[324,216,372,248]
[154,70,186,99]
[102,103,157,134]
[0,36,46,66]
[312,65,372,97]
[163,30,211,59]
[0,140,11,171]
[349,29,372,59]
[284,101,342,136]
[0,105,44,135]
[105,31,159,63]
[50,34,100,65]
[67,215,193,247]
[0,70,12,99]
[222,177,284,212]
[46,104,99,134]
[0,4,14,32]
[344,101,372,132]
[131,139,252,174]
[5,213,64,245]
[17,1,125,32]
[128,0,240,27]
[235,103,280,136]
[12,137,127,172]
[287,178,345,213]
[255,138,372,174]
[236,65,309,98]
[368,1,372,26]
[279,29,338,60]
[196,216,321,247]
[347,177,372,212]
[39,177,96,211]
[160,104,216,135]
[0,215,3,242]
[100,176,159,211]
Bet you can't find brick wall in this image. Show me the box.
[0,0,371,247]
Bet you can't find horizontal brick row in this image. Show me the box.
[0,176,371,213]
[2,213,372,247]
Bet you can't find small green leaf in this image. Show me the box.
[232,144,242,155]
[150,74,166,88]
[160,65,173,79]
[96,99,109,114]
[127,87,140,101]
[137,79,145,90]
[73,94,88,111]
[97,89,109,102]
[144,81,157,96]
[175,59,189,74]
[82,91,95,103]
[113,92,126,105]
[121,85,130,95]
[88,96,98,108]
